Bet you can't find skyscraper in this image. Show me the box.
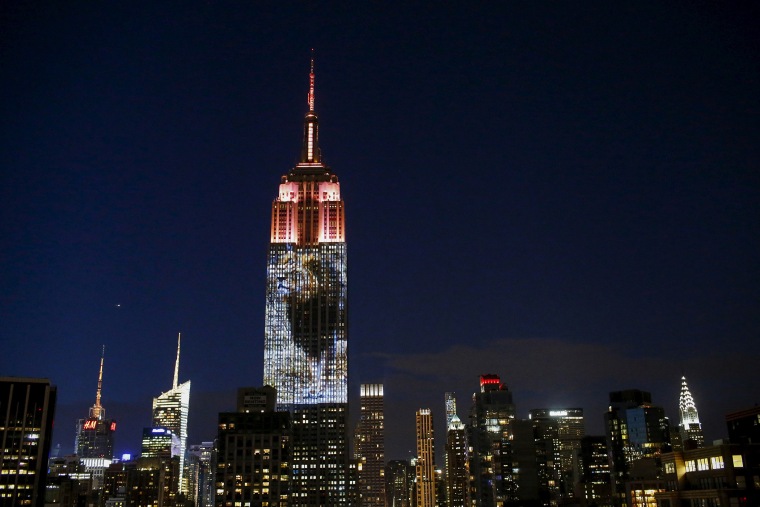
[469,374,517,507]
[604,389,670,504]
[0,377,57,507]
[528,408,585,505]
[152,333,191,493]
[216,408,291,507]
[75,346,116,459]
[444,392,457,429]
[576,435,612,506]
[386,460,415,507]
[355,384,386,507]
[444,414,469,507]
[678,376,705,449]
[186,442,216,507]
[415,409,436,507]
[263,54,350,505]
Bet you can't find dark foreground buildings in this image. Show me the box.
[0,377,57,506]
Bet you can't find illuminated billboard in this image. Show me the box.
[264,242,347,406]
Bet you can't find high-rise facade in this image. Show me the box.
[262,55,350,505]
[469,374,517,507]
[444,392,457,429]
[0,377,57,507]
[604,389,670,505]
[678,376,704,449]
[216,409,292,507]
[415,409,436,507]
[186,441,216,507]
[152,333,191,493]
[528,408,585,505]
[576,435,612,506]
[444,414,469,507]
[355,384,386,507]
[75,346,116,459]
[386,460,414,507]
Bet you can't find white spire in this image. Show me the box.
[173,332,181,389]
[679,375,700,426]
[308,49,315,113]
[91,345,105,419]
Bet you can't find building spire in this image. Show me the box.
[173,332,181,389]
[679,375,700,426]
[308,49,315,113]
[300,49,320,164]
[91,345,105,419]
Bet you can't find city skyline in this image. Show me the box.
[1,2,759,464]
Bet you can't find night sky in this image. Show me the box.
[2,3,759,462]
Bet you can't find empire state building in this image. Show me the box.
[263,56,350,505]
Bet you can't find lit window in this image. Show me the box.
[732,455,744,468]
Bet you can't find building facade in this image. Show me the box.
[415,409,436,507]
[102,456,179,507]
[262,55,350,505]
[215,410,291,507]
[469,374,517,507]
[605,390,671,506]
[0,377,57,507]
[152,333,191,493]
[576,435,612,507]
[386,460,415,507]
[355,383,386,507]
[529,408,585,505]
[725,405,760,445]
[655,442,760,507]
[186,441,216,507]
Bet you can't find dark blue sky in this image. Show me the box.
[1,2,758,461]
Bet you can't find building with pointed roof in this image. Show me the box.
[262,53,351,505]
[152,333,191,493]
[679,376,705,449]
[75,346,116,460]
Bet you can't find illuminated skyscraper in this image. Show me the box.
[678,376,705,449]
[152,333,191,493]
[355,384,386,507]
[469,374,517,507]
[263,54,350,505]
[444,392,457,429]
[75,346,116,459]
[528,408,585,505]
[415,409,436,507]
[445,415,469,507]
